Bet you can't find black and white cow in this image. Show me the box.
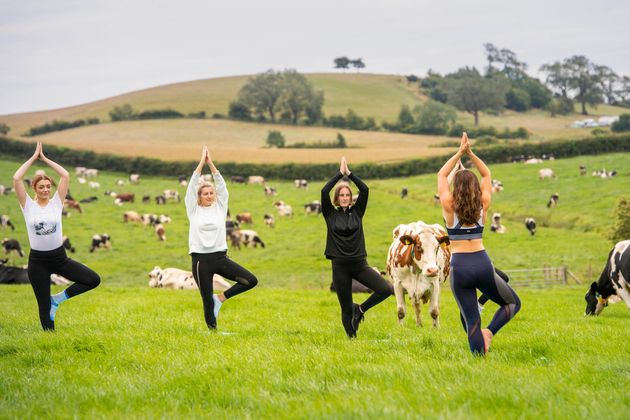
[400,188,408,199]
[89,234,111,252]
[525,217,536,236]
[1,215,15,231]
[2,238,24,258]
[547,193,559,208]
[585,240,630,316]
[0,259,29,284]
[62,236,75,253]
[490,212,506,234]
[304,201,322,215]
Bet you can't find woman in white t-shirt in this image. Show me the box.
[13,142,101,331]
[186,146,258,330]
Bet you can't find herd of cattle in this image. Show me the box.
[0,159,629,321]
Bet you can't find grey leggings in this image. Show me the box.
[450,250,521,354]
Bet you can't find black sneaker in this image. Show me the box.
[351,303,364,333]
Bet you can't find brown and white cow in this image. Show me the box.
[585,240,630,316]
[236,212,253,225]
[155,224,166,241]
[386,221,451,327]
[148,266,230,291]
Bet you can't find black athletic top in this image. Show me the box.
[321,171,369,260]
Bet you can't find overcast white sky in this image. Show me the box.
[1,0,629,115]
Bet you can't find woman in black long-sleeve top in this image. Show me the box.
[322,157,393,338]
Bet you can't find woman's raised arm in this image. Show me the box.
[12,142,41,208]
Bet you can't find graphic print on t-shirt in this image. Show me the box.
[33,221,57,236]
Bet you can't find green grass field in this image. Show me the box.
[1,153,629,418]
[2,73,628,164]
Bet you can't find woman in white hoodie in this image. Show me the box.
[186,146,258,330]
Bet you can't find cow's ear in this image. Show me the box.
[590,282,598,292]
[437,235,450,246]
[399,235,415,246]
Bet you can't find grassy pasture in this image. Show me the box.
[0,153,629,417]
[2,73,629,164]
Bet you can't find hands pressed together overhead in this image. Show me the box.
[458,132,472,157]
[339,156,351,176]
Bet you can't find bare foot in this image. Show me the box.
[481,328,493,354]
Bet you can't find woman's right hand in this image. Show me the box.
[200,145,208,163]
[31,142,42,160]
[458,132,472,156]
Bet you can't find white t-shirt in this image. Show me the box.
[21,192,64,251]
[185,172,229,254]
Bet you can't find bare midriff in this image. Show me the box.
[450,238,485,254]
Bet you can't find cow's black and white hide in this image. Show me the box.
[1,215,15,231]
[2,238,24,258]
[585,240,630,316]
[525,217,536,236]
[89,234,111,252]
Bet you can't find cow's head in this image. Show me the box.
[148,266,162,288]
[584,282,608,316]
[398,229,450,277]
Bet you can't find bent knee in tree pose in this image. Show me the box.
[13,142,100,331]
[186,145,258,330]
[322,156,393,338]
[437,133,520,355]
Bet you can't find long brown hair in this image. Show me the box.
[333,184,352,207]
[453,169,482,225]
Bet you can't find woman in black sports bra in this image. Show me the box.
[437,133,520,355]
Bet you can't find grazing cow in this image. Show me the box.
[2,238,25,258]
[62,236,75,253]
[142,195,151,203]
[115,179,125,186]
[263,214,275,228]
[63,199,83,214]
[525,158,543,164]
[386,221,451,327]
[77,177,87,184]
[89,234,111,252]
[547,193,559,208]
[114,193,135,203]
[129,174,140,184]
[592,168,617,178]
[525,217,536,236]
[231,229,265,248]
[155,224,166,241]
[75,166,87,176]
[225,219,239,237]
[580,165,587,176]
[84,168,98,178]
[585,240,630,316]
[294,179,308,189]
[230,175,246,184]
[123,211,142,223]
[148,266,230,291]
[155,195,166,205]
[177,175,188,187]
[538,168,555,180]
[0,259,29,284]
[236,212,253,225]
[274,201,293,217]
[88,181,100,189]
[248,176,265,185]
[163,190,180,203]
[400,188,408,199]
[263,186,277,196]
[491,179,504,193]
[79,196,98,203]
[0,185,12,195]
[490,213,506,234]
[304,201,322,215]
[1,215,15,231]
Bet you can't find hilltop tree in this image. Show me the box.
[238,70,283,122]
[109,104,136,121]
[595,65,619,104]
[539,61,572,98]
[565,55,603,115]
[0,122,10,135]
[483,43,528,81]
[279,70,324,124]
[444,67,506,126]
[616,76,630,107]
[266,130,285,148]
[334,56,350,71]
[350,58,365,72]
[410,100,457,135]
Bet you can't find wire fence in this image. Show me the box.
[504,266,581,288]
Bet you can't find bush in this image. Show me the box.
[611,114,630,133]
[188,111,206,119]
[0,122,10,135]
[505,88,531,112]
[548,97,574,116]
[136,109,184,120]
[592,127,609,136]
[109,104,136,121]
[609,197,630,243]
[266,130,286,148]
[26,119,101,136]
[228,101,252,121]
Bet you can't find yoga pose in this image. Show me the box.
[438,133,521,355]
[13,142,100,331]
[186,146,258,330]
[322,156,392,338]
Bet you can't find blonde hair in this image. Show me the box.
[197,182,216,205]
[333,184,353,207]
[31,174,55,189]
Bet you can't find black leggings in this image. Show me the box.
[191,251,258,329]
[450,250,521,354]
[331,258,393,337]
[28,246,101,330]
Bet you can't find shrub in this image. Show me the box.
[136,109,184,120]
[611,114,630,133]
[188,111,206,119]
[26,119,100,136]
[109,104,136,121]
[547,97,574,116]
[228,101,252,121]
[0,122,10,135]
[505,88,531,111]
[266,130,286,148]
[609,197,630,243]
[591,127,609,136]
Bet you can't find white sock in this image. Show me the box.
[50,291,68,321]
[213,295,223,320]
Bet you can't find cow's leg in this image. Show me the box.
[429,283,440,328]
[412,294,422,327]
[393,281,406,325]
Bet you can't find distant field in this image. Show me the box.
[1,73,628,164]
